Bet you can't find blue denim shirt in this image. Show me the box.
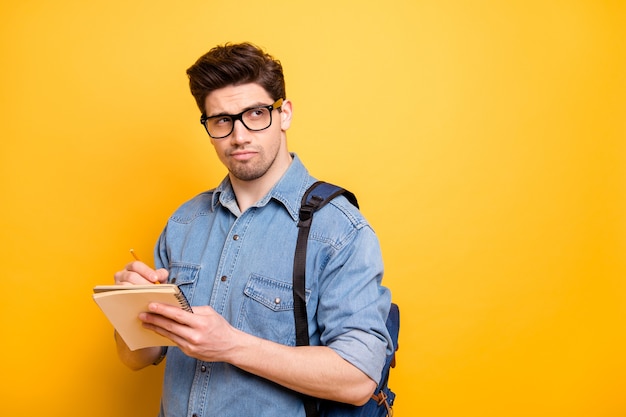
[153,154,392,417]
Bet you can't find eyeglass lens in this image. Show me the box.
[206,107,273,138]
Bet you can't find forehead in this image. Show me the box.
[204,83,272,115]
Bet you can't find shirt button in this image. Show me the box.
[220,276,227,282]
[233,234,240,240]
[201,365,207,372]
[274,297,281,304]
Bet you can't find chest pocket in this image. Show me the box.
[168,262,201,305]
[240,274,311,346]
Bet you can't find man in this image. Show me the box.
[113,42,392,416]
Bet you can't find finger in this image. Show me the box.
[139,314,183,345]
[189,305,216,315]
[155,268,170,284]
[114,269,136,285]
[114,270,151,285]
[113,262,159,285]
[126,261,161,283]
[145,302,193,323]
[139,307,192,345]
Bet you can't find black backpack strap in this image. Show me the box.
[375,303,400,390]
[293,181,358,346]
[293,181,358,417]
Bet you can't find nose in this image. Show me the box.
[230,119,251,144]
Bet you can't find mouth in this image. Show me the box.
[230,149,258,162]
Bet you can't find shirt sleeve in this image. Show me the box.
[153,224,169,270]
[314,215,392,383]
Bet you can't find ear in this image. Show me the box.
[279,99,293,131]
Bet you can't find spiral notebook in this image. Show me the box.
[93,284,192,351]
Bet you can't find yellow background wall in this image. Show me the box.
[1,1,624,416]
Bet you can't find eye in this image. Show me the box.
[247,108,268,120]
[214,116,232,126]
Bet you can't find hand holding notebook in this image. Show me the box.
[93,284,192,351]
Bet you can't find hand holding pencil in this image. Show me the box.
[113,249,168,286]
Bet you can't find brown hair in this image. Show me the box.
[186,42,286,114]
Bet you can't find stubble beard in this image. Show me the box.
[227,148,278,182]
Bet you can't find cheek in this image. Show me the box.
[211,140,228,160]
[211,138,225,150]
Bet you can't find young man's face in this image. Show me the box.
[204,83,292,184]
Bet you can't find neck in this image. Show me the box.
[231,152,293,213]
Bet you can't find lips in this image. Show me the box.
[230,150,258,161]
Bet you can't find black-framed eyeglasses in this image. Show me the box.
[200,98,284,139]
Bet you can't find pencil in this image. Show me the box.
[130,248,141,261]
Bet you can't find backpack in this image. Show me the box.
[292,181,400,417]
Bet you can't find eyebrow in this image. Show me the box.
[206,102,271,118]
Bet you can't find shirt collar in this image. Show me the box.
[210,153,312,221]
